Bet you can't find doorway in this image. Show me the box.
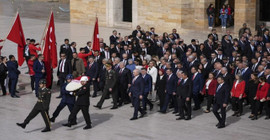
[214,0,235,27]
[123,0,132,22]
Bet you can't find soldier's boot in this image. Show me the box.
[16,123,26,129]
[41,127,51,132]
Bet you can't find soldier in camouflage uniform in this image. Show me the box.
[16,79,51,132]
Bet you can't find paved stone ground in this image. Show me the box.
[0,1,269,140]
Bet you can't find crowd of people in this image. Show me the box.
[1,22,270,131]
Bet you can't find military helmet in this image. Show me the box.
[66,74,73,80]
[39,79,46,84]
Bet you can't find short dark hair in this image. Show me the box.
[9,55,14,60]
[70,42,76,46]
[64,38,69,42]
[30,39,35,43]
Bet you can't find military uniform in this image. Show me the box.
[18,87,51,131]
[96,69,118,108]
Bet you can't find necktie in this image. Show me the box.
[119,69,123,74]
[192,74,196,80]
[60,61,64,72]
[132,77,136,84]
[89,63,92,69]
[178,79,181,85]
[217,84,222,92]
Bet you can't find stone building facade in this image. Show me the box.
[70,0,265,36]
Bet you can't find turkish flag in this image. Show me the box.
[6,13,26,66]
[43,12,58,87]
[92,17,100,51]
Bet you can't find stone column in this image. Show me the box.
[234,0,256,36]
[194,0,215,29]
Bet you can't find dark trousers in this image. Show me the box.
[24,107,50,128]
[30,76,35,91]
[206,94,214,111]
[97,88,118,107]
[0,78,6,95]
[193,93,201,109]
[118,85,128,105]
[58,73,66,96]
[213,103,226,126]
[178,97,191,118]
[35,77,42,96]
[68,105,91,126]
[9,78,18,96]
[157,90,165,110]
[254,100,270,117]
[52,102,74,119]
[172,95,178,112]
[142,92,153,111]
[132,96,144,118]
[231,97,243,114]
[161,93,172,112]
[90,79,98,96]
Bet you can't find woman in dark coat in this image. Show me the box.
[247,73,259,118]
[155,69,166,110]
[0,56,8,95]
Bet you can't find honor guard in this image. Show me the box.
[16,79,51,132]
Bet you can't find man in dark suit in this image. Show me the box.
[172,28,180,40]
[85,56,99,97]
[117,62,132,106]
[141,68,153,111]
[159,69,177,113]
[98,59,108,93]
[63,76,92,129]
[187,39,198,53]
[57,53,72,98]
[128,69,146,120]
[241,62,252,84]
[60,39,70,57]
[176,71,192,120]
[33,54,46,97]
[109,30,119,45]
[23,38,31,65]
[221,67,233,90]
[132,25,142,38]
[263,30,270,44]
[213,76,230,129]
[7,55,20,98]
[94,63,118,109]
[84,41,92,54]
[191,67,204,110]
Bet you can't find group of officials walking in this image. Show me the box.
[0,23,269,132]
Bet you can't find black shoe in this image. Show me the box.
[94,105,101,109]
[175,114,180,116]
[130,117,138,120]
[217,124,225,129]
[83,125,92,130]
[16,123,26,129]
[56,96,62,99]
[11,95,15,98]
[265,116,270,120]
[124,101,130,104]
[14,95,20,98]
[15,90,19,93]
[62,123,71,127]
[50,117,55,123]
[251,116,257,120]
[92,95,97,98]
[185,117,191,120]
[139,112,147,118]
[70,122,77,125]
[176,117,184,120]
[149,104,153,110]
[248,115,254,118]
[118,103,122,107]
[110,106,118,110]
[172,111,178,114]
[193,107,200,111]
[216,123,220,127]
[41,127,51,132]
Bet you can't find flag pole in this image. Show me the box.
[2,11,19,47]
[40,9,52,54]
